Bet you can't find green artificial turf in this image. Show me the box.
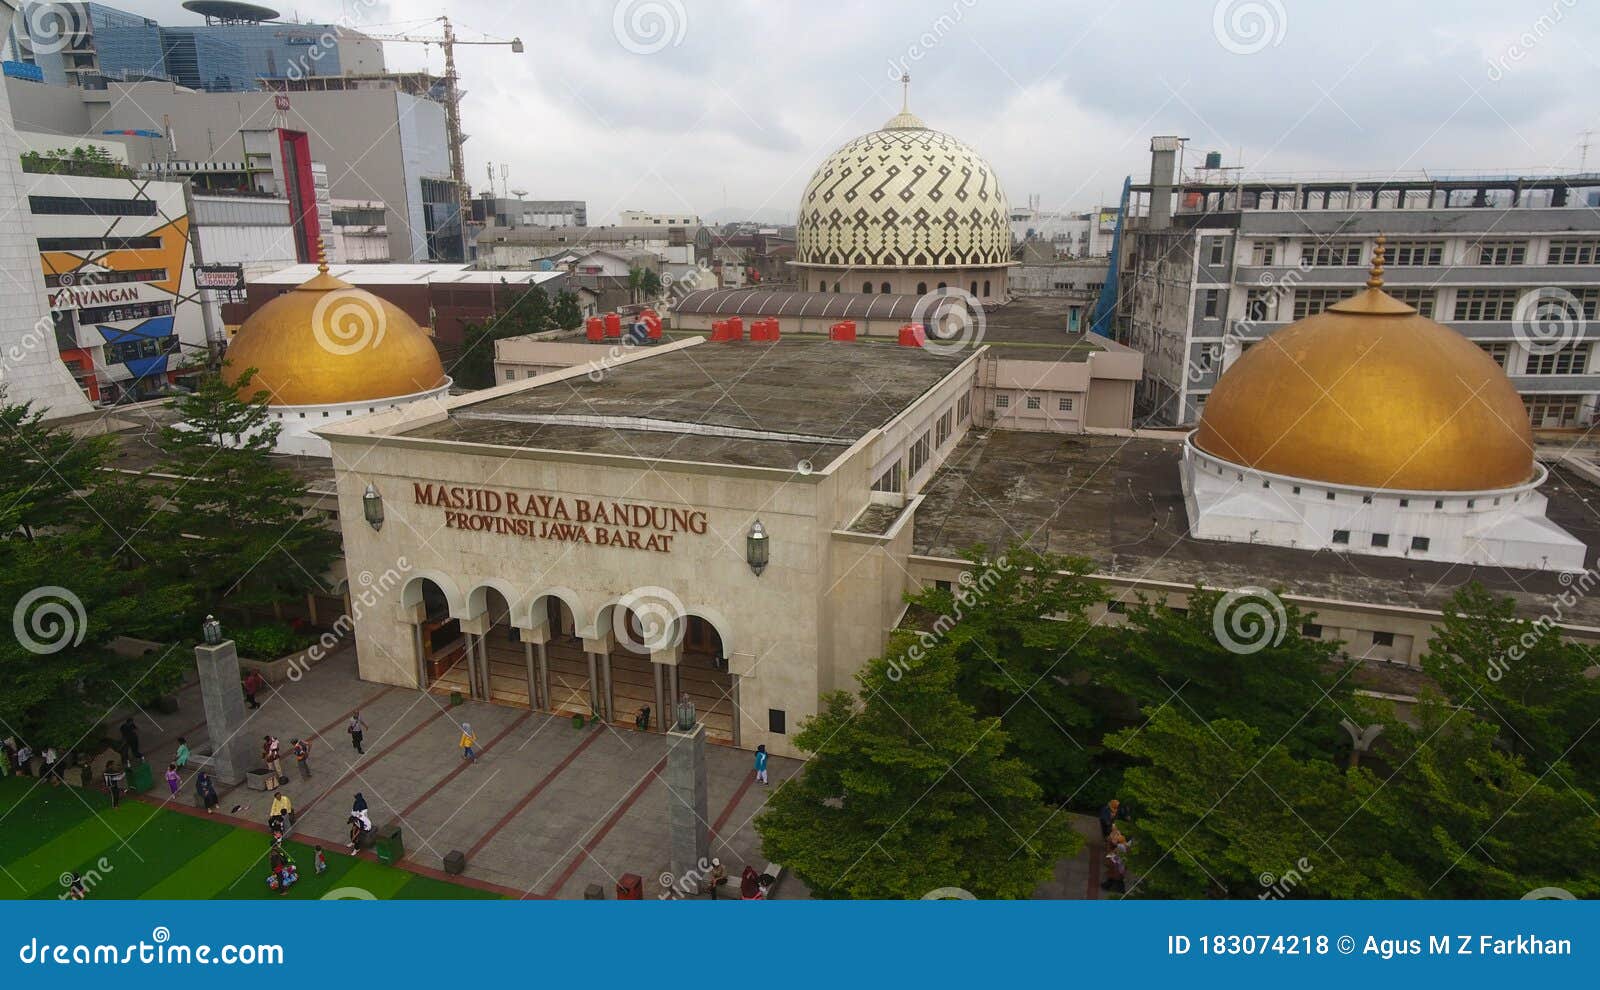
[0,777,502,900]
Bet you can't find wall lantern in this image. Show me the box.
[202,615,222,646]
[363,483,384,531]
[746,519,769,576]
[675,695,697,732]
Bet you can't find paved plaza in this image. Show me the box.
[115,647,802,899]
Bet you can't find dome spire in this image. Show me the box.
[900,70,910,114]
[1367,233,1386,289]
[882,72,926,131]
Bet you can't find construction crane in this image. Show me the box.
[362,16,524,257]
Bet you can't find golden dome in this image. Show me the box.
[794,89,1010,271]
[1194,253,1534,492]
[224,266,447,407]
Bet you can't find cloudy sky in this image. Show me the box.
[134,0,1597,224]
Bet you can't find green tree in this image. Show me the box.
[756,632,1082,898]
[552,290,583,330]
[452,287,556,389]
[1419,581,1600,791]
[910,546,1109,802]
[1102,587,1350,759]
[154,369,339,616]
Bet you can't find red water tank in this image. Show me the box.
[640,309,663,339]
[829,320,856,342]
[603,312,623,338]
[750,318,780,342]
[725,316,744,339]
[898,323,926,347]
[586,316,605,342]
[710,319,741,342]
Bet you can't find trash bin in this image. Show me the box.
[616,873,643,900]
[126,759,154,793]
[374,823,403,865]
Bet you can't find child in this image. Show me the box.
[164,763,180,796]
[459,722,478,763]
[174,737,190,769]
[754,744,769,785]
[314,846,328,876]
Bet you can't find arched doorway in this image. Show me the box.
[415,579,468,697]
[474,588,530,707]
[677,616,736,745]
[601,605,659,730]
[539,594,592,719]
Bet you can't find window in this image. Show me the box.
[1249,242,1276,266]
[1410,536,1430,552]
[1434,500,1443,509]
[77,300,173,325]
[1106,601,1127,614]
[832,282,840,292]
[881,282,891,294]
[1476,240,1527,265]
[995,394,1010,409]
[863,281,873,294]
[1025,395,1041,410]
[1547,238,1600,265]
[970,281,978,295]
[1371,533,1390,548]
[917,281,927,295]
[983,279,991,296]
[1478,342,1511,367]
[1361,494,1373,504]
[935,580,952,592]
[871,461,903,494]
[1302,622,1323,638]
[1293,288,1357,319]
[1386,240,1443,266]
[28,195,157,217]
[1454,288,1520,321]
[1332,529,1350,544]
[1399,498,1410,507]
[1058,397,1074,412]
[38,236,161,251]
[1208,239,1225,265]
[1201,288,1221,318]
[1245,288,1272,322]
[1387,288,1436,317]
[43,267,166,288]
[104,333,180,363]
[956,393,971,423]
[1525,394,1585,427]
[1302,241,1363,267]
[1526,344,1590,376]
[1372,631,1395,648]
[768,709,786,734]
[907,431,931,477]
[1325,491,1336,501]
[936,409,953,446]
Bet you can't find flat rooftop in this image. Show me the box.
[408,339,965,470]
[914,430,1600,627]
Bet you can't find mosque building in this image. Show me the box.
[221,258,452,457]
[1183,239,1585,572]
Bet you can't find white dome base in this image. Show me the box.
[267,381,452,458]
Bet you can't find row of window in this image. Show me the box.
[29,195,158,218]
[873,391,975,494]
[1331,530,1430,552]
[44,267,167,289]
[995,394,1075,412]
[74,300,173,325]
[38,236,162,252]
[815,278,996,297]
[1100,600,1402,650]
[273,402,403,420]
[1203,456,1524,509]
[1240,237,1600,268]
[104,334,180,364]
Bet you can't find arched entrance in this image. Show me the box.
[474,588,531,707]
[539,594,592,719]
[414,579,469,697]
[603,605,662,732]
[678,615,737,745]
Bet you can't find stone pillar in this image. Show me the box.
[463,633,479,699]
[585,651,599,715]
[195,638,255,785]
[665,721,710,891]
[523,642,538,709]
[598,653,613,721]
[652,663,665,733]
[536,642,549,712]
[730,674,741,749]
[476,633,491,699]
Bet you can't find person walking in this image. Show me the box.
[347,712,366,755]
[11,741,30,777]
[261,735,282,780]
[196,771,219,814]
[753,744,769,785]
[41,747,61,786]
[270,790,295,824]
[164,763,181,796]
[458,723,478,764]
[119,718,142,762]
[1098,798,1125,840]
[291,738,312,779]
[1101,842,1129,894]
[242,669,265,710]
[174,737,190,769]
[102,760,125,808]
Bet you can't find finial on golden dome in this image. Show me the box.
[315,237,329,275]
[1367,234,1386,290]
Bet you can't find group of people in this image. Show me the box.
[1098,798,1132,894]
[1,739,71,784]
[702,859,774,900]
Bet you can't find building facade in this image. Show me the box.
[1117,137,1600,427]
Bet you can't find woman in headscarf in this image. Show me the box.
[740,865,764,900]
[348,793,373,850]
[195,770,219,814]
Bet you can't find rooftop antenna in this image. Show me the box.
[1579,129,1595,172]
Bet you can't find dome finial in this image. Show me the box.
[316,237,329,275]
[900,70,910,113]
[1367,234,1386,290]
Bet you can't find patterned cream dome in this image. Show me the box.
[795,97,1011,270]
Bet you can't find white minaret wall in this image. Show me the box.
[0,3,92,418]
